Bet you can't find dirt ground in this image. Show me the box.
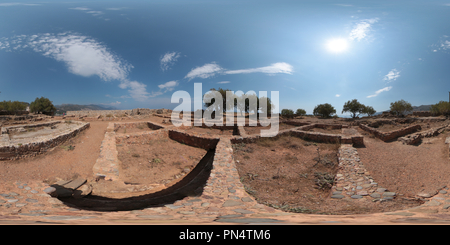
[183,126,236,136]
[116,137,207,185]
[1,115,449,216]
[243,123,297,135]
[232,134,424,215]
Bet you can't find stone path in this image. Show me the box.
[332,144,395,201]
[2,126,450,224]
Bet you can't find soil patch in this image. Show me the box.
[233,133,423,215]
[308,126,342,134]
[116,137,207,186]
[356,130,450,197]
[183,126,236,136]
[243,123,297,135]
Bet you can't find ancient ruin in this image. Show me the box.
[2,109,450,223]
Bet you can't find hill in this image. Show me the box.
[374,104,433,116]
[55,104,117,114]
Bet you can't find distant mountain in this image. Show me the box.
[55,104,117,114]
[374,104,432,116]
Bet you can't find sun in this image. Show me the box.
[326,38,349,53]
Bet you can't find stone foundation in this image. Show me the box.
[0,120,90,160]
[359,123,421,142]
[399,124,449,145]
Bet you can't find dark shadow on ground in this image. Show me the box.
[57,149,215,211]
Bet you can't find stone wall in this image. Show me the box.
[231,125,364,147]
[112,121,165,132]
[413,111,433,117]
[398,124,448,145]
[359,124,421,142]
[2,121,60,134]
[0,121,90,160]
[66,110,132,117]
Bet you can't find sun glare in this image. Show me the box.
[326,38,348,53]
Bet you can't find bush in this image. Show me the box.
[281,109,294,118]
[390,99,413,116]
[30,97,56,115]
[362,105,376,117]
[313,103,336,118]
[295,109,306,117]
[430,101,450,116]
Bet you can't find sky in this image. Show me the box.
[1,0,450,116]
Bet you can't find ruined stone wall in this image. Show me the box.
[231,126,364,147]
[0,122,90,160]
[112,121,164,132]
[359,124,421,142]
[66,110,132,117]
[2,121,61,134]
[413,111,433,117]
[168,130,220,150]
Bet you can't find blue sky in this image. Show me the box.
[1,0,450,116]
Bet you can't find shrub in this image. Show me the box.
[281,109,294,118]
[29,97,56,115]
[313,103,336,118]
[390,99,413,116]
[362,105,376,117]
[295,109,306,117]
[430,101,450,116]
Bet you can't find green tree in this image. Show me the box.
[296,108,306,117]
[362,105,376,117]
[203,88,235,113]
[9,101,26,114]
[281,109,294,118]
[342,99,366,118]
[430,101,450,116]
[313,103,336,118]
[390,99,413,116]
[30,97,56,115]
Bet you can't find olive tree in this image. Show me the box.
[390,99,413,116]
[313,103,336,118]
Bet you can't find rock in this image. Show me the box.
[63,178,87,190]
[370,193,381,198]
[73,184,92,199]
[382,192,396,197]
[222,200,244,207]
[417,192,432,198]
[445,137,450,144]
[43,187,57,197]
[331,195,344,199]
[351,195,363,199]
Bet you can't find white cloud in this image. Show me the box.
[119,80,150,101]
[106,7,127,11]
[217,81,230,84]
[86,10,104,16]
[383,69,400,82]
[160,51,180,71]
[184,62,293,81]
[158,80,178,91]
[335,94,341,97]
[367,86,392,98]
[349,18,379,41]
[0,3,40,7]
[185,62,224,80]
[224,62,294,75]
[0,32,158,102]
[69,7,91,11]
[441,40,450,50]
